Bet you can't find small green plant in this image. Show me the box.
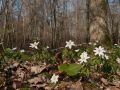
[62,48,76,61]
[31,47,55,64]
[4,48,14,58]
[4,48,22,59]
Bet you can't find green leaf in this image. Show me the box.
[80,67,90,76]
[58,64,81,76]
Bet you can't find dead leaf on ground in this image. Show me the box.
[113,80,120,88]
[54,81,72,90]
[30,83,47,88]
[71,80,83,90]
[105,86,120,90]
[101,78,109,85]
[30,65,47,74]
[12,81,22,89]
[28,75,46,84]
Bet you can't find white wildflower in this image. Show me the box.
[104,55,109,60]
[12,47,17,50]
[88,42,92,45]
[78,51,90,64]
[75,49,79,52]
[102,54,109,60]
[93,46,106,57]
[93,43,97,46]
[46,46,49,49]
[65,40,75,49]
[20,49,25,53]
[116,58,120,64]
[29,42,39,49]
[114,44,118,46]
[50,74,59,84]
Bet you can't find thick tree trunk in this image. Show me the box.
[89,0,112,45]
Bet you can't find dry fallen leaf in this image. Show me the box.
[13,62,19,67]
[101,78,109,85]
[16,68,25,79]
[105,86,120,90]
[55,82,72,90]
[44,86,53,90]
[0,76,5,87]
[30,83,47,88]
[55,52,63,64]
[28,75,45,84]
[12,81,22,89]
[31,65,46,74]
[71,80,83,90]
[113,80,120,88]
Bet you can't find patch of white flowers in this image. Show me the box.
[78,51,90,64]
[50,74,59,84]
[29,41,39,49]
[65,40,75,49]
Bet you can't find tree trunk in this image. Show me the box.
[89,0,112,45]
[86,0,90,43]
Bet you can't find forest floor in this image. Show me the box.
[0,60,120,90]
[0,41,120,90]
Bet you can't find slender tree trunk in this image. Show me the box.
[51,0,57,48]
[86,0,90,43]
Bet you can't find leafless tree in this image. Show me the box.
[0,0,119,48]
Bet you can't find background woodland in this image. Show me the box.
[0,0,120,48]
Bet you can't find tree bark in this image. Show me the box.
[89,0,112,45]
[86,0,90,43]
